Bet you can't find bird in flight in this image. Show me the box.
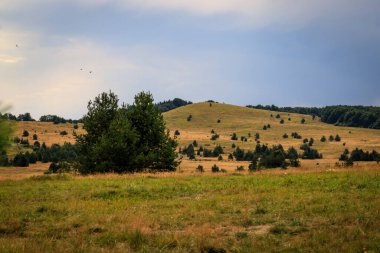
[15,44,19,48]
[89,71,92,74]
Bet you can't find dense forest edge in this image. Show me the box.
[246,105,380,129]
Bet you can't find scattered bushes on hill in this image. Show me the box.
[339,148,379,162]
[291,132,302,139]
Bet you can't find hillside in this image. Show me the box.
[164,102,380,166]
[9,102,380,172]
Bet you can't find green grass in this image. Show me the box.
[1,170,380,252]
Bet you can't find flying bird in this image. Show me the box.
[15,44,19,48]
[89,71,92,74]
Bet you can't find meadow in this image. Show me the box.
[1,170,380,253]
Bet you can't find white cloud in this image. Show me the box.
[1,0,378,30]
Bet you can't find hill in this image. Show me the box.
[8,102,380,172]
[164,102,380,169]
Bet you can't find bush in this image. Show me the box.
[22,130,29,137]
[231,143,236,148]
[275,114,281,119]
[217,119,221,123]
[320,136,327,142]
[60,130,68,136]
[174,130,180,136]
[228,153,234,160]
[210,133,219,140]
[263,125,267,130]
[218,155,223,161]
[187,115,192,121]
[213,145,224,157]
[280,119,284,124]
[335,134,341,142]
[12,153,29,167]
[329,135,334,141]
[236,165,244,172]
[33,134,38,140]
[73,124,79,130]
[211,164,220,173]
[231,133,238,141]
[196,165,204,173]
[301,118,306,124]
[283,133,288,139]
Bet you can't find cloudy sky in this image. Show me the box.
[1,1,380,119]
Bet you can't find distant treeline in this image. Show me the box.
[0,112,81,124]
[0,98,191,122]
[156,98,192,112]
[246,105,380,129]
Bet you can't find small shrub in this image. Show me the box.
[211,164,220,173]
[218,155,223,161]
[210,133,219,140]
[236,165,244,172]
[275,114,281,119]
[174,130,180,136]
[32,134,38,140]
[220,168,227,173]
[329,135,334,142]
[60,130,68,136]
[217,119,221,123]
[73,124,79,129]
[320,136,327,142]
[187,114,192,121]
[335,134,341,142]
[196,165,204,173]
[231,133,238,141]
[263,125,267,130]
[283,133,288,139]
[231,143,236,148]
[301,118,306,124]
[280,119,284,124]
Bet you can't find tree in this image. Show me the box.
[76,91,178,174]
[0,118,13,155]
[125,92,178,172]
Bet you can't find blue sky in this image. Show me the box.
[1,0,380,119]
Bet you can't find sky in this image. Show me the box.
[1,0,380,119]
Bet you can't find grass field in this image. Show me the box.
[0,170,380,252]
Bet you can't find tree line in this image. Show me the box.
[246,105,380,129]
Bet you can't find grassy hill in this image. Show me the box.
[164,102,380,170]
[10,102,380,172]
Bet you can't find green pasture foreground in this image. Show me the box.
[0,171,379,253]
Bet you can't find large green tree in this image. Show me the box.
[76,91,178,174]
